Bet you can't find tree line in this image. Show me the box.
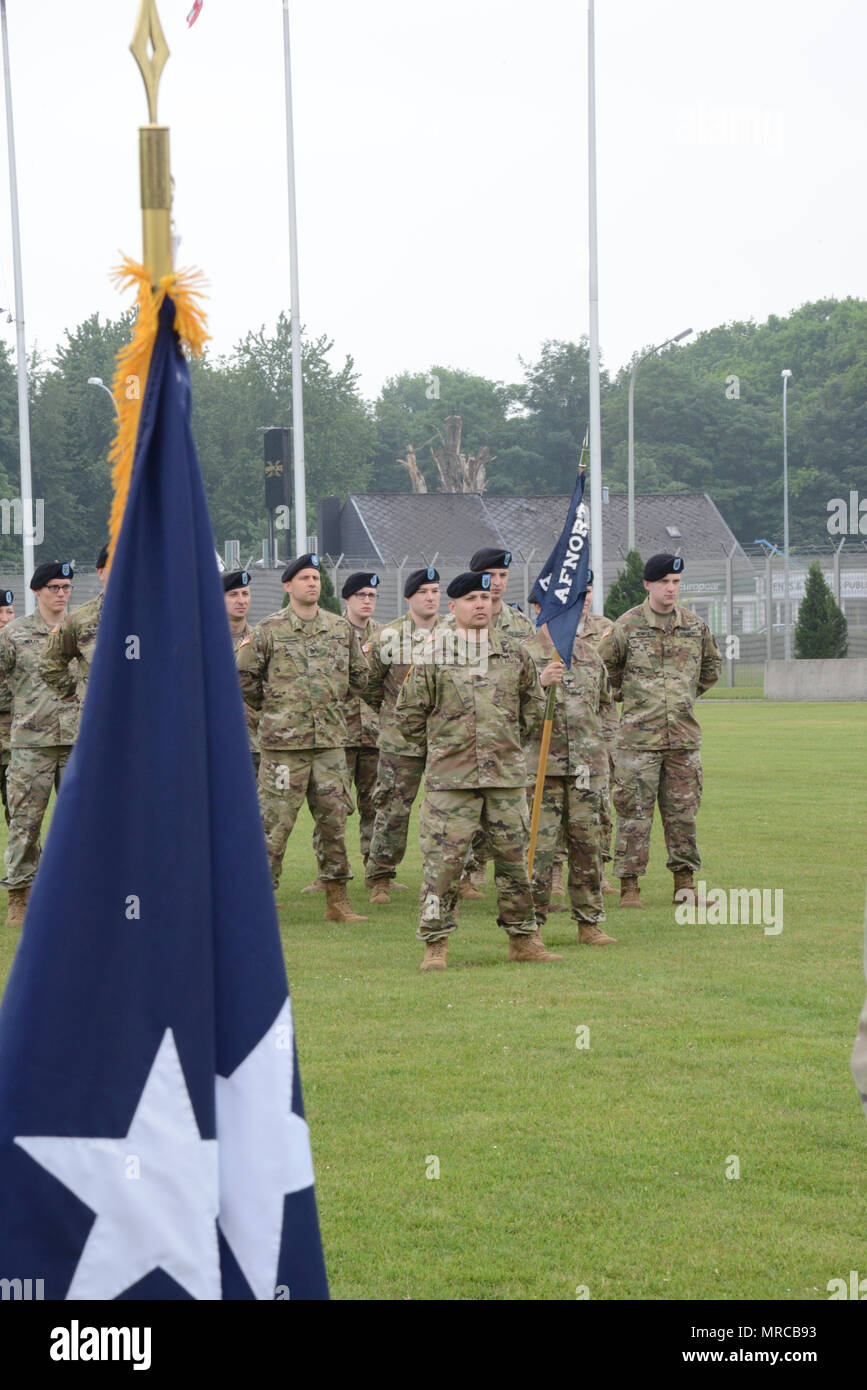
[0,296,863,566]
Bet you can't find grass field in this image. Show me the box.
[1,702,865,1301]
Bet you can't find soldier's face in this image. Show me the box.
[345,587,378,624]
[285,569,321,604]
[488,568,509,600]
[40,581,72,619]
[449,591,492,628]
[408,583,440,621]
[644,574,681,612]
[225,586,251,620]
[582,586,593,615]
[0,604,13,628]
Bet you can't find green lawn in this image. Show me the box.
[1,703,866,1300]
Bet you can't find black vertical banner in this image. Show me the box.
[264,427,292,514]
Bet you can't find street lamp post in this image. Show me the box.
[627,328,692,552]
[87,377,119,418]
[781,368,793,659]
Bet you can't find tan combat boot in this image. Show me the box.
[458,875,484,900]
[619,877,642,909]
[324,880,368,922]
[508,930,563,963]
[578,921,617,945]
[368,879,390,905]
[601,873,618,895]
[301,878,324,893]
[5,885,29,927]
[391,881,409,892]
[672,870,697,906]
[420,938,449,972]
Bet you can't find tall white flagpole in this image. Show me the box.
[587,0,603,613]
[1,0,35,613]
[282,1,308,562]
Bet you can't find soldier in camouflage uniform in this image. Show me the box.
[363,567,441,905]
[458,546,535,896]
[237,553,369,922]
[0,589,15,825]
[599,554,721,909]
[524,592,616,945]
[40,544,109,732]
[0,561,77,925]
[304,571,382,891]
[397,570,562,971]
[222,568,260,775]
[578,575,619,894]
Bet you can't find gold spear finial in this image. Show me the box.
[130,0,172,280]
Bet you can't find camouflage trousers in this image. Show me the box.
[1,745,71,889]
[599,749,615,863]
[258,748,352,889]
[366,753,425,882]
[0,750,9,827]
[612,746,703,879]
[418,787,536,942]
[530,774,606,924]
[311,745,378,865]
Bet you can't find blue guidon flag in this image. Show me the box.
[533,469,591,667]
[0,294,329,1300]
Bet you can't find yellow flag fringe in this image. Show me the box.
[107,258,210,572]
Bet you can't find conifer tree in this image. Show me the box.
[794,562,848,658]
[604,550,646,621]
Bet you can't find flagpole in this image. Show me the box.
[282,1,308,562]
[1,0,35,613]
[527,684,557,881]
[130,1,173,281]
[587,0,603,614]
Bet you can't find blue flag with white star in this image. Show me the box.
[0,298,329,1300]
[533,468,591,667]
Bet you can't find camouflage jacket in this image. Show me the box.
[237,604,367,751]
[344,616,381,749]
[396,625,544,789]
[581,610,620,746]
[232,621,261,756]
[41,591,104,725]
[364,611,441,760]
[522,625,612,780]
[599,599,721,749]
[0,609,78,748]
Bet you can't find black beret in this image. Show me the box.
[643,553,684,582]
[404,566,439,599]
[0,591,12,606]
[282,553,321,584]
[96,544,110,570]
[469,547,511,571]
[586,569,594,586]
[341,571,379,599]
[447,570,492,599]
[223,569,252,592]
[30,561,73,591]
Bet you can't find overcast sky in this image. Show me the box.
[1,0,864,401]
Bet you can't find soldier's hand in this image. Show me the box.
[539,660,565,688]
